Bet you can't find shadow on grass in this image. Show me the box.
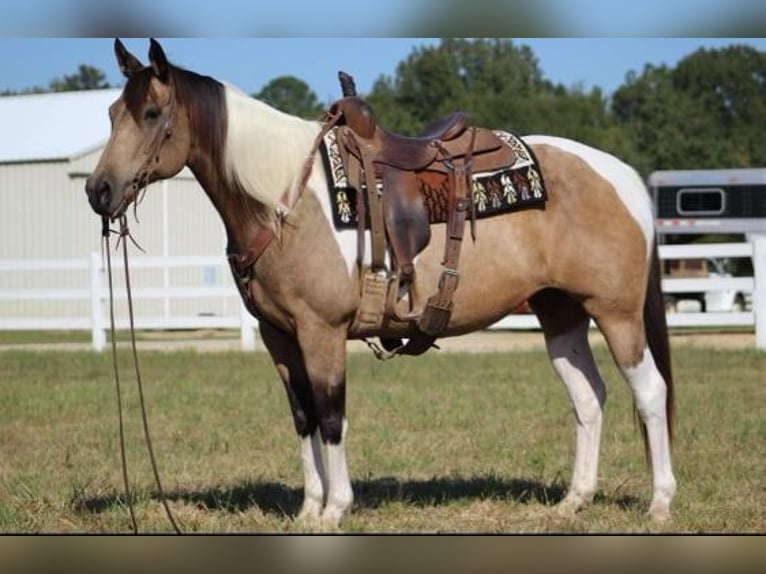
[71,474,640,518]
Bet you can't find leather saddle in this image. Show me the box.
[331,96,516,290]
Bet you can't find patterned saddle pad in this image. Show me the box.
[321,128,547,230]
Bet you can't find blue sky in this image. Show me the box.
[2,0,765,36]
[2,38,765,104]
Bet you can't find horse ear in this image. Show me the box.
[114,38,144,79]
[148,38,170,82]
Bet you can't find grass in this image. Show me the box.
[0,329,239,346]
[0,330,94,345]
[0,344,764,533]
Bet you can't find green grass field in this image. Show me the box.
[0,344,763,533]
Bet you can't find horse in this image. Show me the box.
[85,39,676,527]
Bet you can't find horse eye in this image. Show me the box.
[144,107,161,122]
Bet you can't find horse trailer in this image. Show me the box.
[648,168,766,314]
[649,168,766,235]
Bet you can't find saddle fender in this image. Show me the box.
[381,166,431,284]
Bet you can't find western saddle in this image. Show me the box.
[328,92,516,357]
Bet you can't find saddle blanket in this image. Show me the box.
[320,128,547,230]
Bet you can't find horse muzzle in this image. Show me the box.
[85,175,130,219]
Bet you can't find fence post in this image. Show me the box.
[89,252,106,351]
[240,302,256,351]
[753,234,766,351]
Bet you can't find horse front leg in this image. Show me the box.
[259,321,327,522]
[296,321,353,528]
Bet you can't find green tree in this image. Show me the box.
[2,64,111,96]
[367,38,551,134]
[365,38,627,159]
[613,45,766,172]
[673,45,766,167]
[254,76,324,119]
[611,64,700,173]
[48,64,111,92]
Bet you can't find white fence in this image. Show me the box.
[0,254,257,351]
[493,237,766,350]
[1,237,764,351]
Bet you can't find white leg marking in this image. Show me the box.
[322,418,354,527]
[545,321,606,513]
[297,431,327,521]
[621,348,677,521]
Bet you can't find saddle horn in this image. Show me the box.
[338,71,357,98]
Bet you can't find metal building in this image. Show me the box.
[0,88,240,328]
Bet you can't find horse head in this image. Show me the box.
[85,39,192,219]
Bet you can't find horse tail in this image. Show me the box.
[641,241,674,451]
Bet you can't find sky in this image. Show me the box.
[2,0,766,36]
[2,38,766,105]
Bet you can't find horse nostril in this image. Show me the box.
[86,177,113,212]
[96,180,111,204]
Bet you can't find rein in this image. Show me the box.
[98,92,344,531]
[102,215,182,534]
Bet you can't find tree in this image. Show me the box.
[367,38,551,134]
[611,64,700,173]
[2,64,111,96]
[48,65,111,92]
[612,45,766,172]
[364,38,627,159]
[254,76,324,119]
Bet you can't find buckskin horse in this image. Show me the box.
[85,39,676,527]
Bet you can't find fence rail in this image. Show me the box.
[1,237,764,350]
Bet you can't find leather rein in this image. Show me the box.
[102,217,182,534]
[100,99,342,533]
[101,90,182,533]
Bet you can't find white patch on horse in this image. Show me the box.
[620,347,677,519]
[312,175,363,276]
[298,431,327,520]
[522,135,654,258]
[545,319,606,511]
[322,418,353,526]
[311,166,389,277]
[223,84,318,211]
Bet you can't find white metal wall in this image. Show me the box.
[0,148,239,322]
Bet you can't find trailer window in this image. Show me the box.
[677,188,725,216]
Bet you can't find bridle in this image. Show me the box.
[102,217,182,535]
[101,84,182,534]
[121,89,177,219]
[102,88,337,533]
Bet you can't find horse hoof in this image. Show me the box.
[648,502,672,524]
[554,491,591,517]
[320,506,346,530]
[295,501,324,528]
[554,500,578,518]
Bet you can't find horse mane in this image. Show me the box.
[122,61,321,229]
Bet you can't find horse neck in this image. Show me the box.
[186,85,321,253]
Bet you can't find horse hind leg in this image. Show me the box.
[531,289,607,515]
[595,311,676,523]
